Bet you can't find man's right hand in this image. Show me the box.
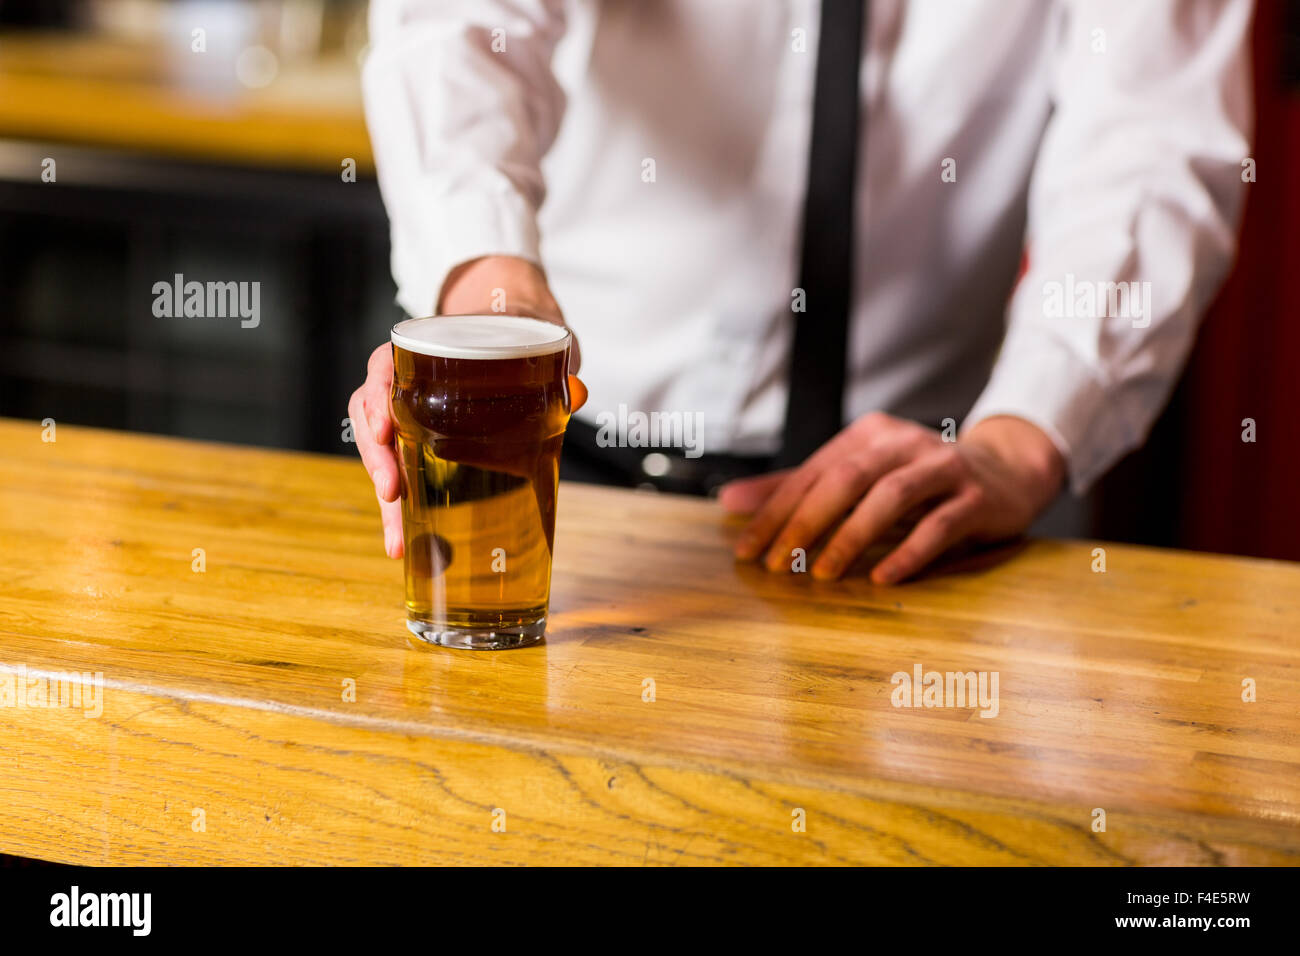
[348,255,575,558]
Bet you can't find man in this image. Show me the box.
[350,0,1252,584]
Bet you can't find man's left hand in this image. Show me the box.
[720,413,1067,584]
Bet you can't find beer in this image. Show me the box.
[389,315,573,649]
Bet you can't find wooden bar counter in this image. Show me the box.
[0,419,1297,865]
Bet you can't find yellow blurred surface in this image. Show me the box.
[0,32,372,172]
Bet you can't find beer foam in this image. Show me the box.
[391,315,570,360]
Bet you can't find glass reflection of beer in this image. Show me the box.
[389,315,573,649]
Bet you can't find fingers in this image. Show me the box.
[810,451,965,580]
[759,451,901,571]
[349,386,394,495]
[378,492,405,560]
[568,375,588,414]
[717,470,792,515]
[351,342,403,558]
[352,345,398,499]
[869,491,979,585]
[733,415,906,560]
[363,344,395,448]
[733,464,825,560]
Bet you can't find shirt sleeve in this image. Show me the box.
[961,0,1254,494]
[362,0,569,318]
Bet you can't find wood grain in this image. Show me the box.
[0,418,1297,865]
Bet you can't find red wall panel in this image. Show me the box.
[1176,0,1300,560]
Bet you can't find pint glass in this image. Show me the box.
[389,314,573,649]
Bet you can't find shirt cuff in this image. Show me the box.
[960,331,1140,496]
[388,181,543,319]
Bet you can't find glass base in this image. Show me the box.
[405,617,546,650]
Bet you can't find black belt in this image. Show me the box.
[561,416,774,496]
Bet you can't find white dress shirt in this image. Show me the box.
[362,0,1252,492]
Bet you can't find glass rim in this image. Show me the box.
[391,314,571,360]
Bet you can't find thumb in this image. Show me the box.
[568,375,588,413]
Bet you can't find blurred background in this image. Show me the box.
[0,0,395,455]
[0,0,1296,561]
